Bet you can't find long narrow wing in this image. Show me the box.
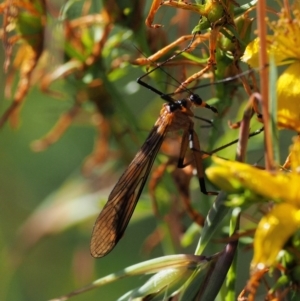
[90,121,168,258]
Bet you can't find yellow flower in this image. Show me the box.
[206,136,300,270]
[277,62,300,130]
[206,156,300,207]
[242,4,300,130]
[251,203,300,271]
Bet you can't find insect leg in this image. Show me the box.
[177,128,190,168]
[176,125,217,195]
[202,127,265,157]
[172,164,205,226]
[189,129,219,195]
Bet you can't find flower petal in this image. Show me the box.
[242,37,287,67]
[277,62,300,131]
[207,157,300,207]
[251,203,300,270]
[290,135,300,173]
[241,38,260,67]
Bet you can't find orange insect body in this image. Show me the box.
[90,96,215,258]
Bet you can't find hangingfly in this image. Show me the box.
[90,93,217,258]
[90,31,220,258]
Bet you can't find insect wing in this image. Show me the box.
[90,124,167,257]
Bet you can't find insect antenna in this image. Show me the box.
[168,65,269,97]
[136,32,202,103]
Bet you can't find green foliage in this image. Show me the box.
[1,0,297,301]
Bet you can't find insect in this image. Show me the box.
[90,37,219,257]
[90,93,217,257]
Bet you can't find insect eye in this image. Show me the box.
[168,102,179,112]
[189,94,203,106]
[179,99,187,107]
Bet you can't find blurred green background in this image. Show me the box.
[0,1,294,300]
[0,2,207,300]
[0,41,161,301]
